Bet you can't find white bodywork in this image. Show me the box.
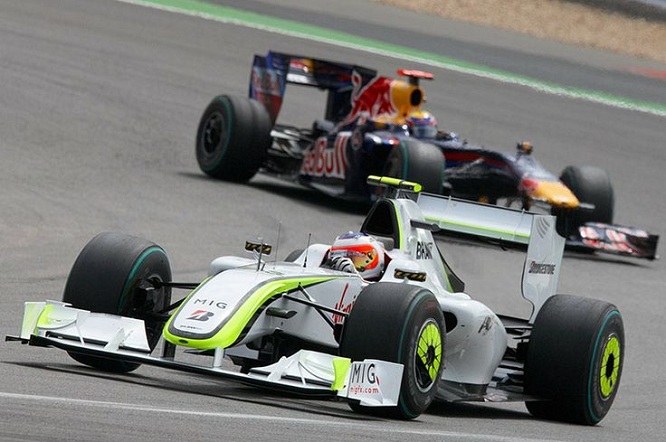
[9,183,566,406]
[202,190,564,393]
[188,190,564,393]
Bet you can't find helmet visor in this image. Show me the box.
[330,244,380,272]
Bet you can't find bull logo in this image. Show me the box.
[347,70,397,122]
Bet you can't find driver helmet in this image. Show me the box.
[406,110,438,139]
[329,232,385,280]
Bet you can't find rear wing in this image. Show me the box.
[416,192,565,322]
[249,51,376,124]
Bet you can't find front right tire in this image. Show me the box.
[339,282,445,419]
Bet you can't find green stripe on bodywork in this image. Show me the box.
[424,215,531,244]
[119,0,666,118]
[163,276,337,349]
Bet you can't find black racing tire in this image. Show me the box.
[559,165,614,227]
[196,95,272,182]
[382,139,446,194]
[62,232,172,373]
[524,294,624,425]
[339,282,445,420]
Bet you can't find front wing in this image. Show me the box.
[567,222,659,260]
[6,301,403,407]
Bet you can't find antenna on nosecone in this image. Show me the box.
[303,233,312,268]
[273,222,282,268]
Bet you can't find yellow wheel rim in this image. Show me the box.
[599,334,621,399]
[415,320,443,391]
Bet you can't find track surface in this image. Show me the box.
[1,1,664,441]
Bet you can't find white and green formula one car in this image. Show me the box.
[7,176,623,425]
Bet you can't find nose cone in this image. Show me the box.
[520,178,579,209]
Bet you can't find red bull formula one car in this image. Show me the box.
[195,51,658,260]
[7,176,624,425]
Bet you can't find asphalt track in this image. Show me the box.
[0,1,664,441]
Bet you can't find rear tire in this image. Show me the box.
[196,95,272,182]
[383,139,446,194]
[63,232,172,373]
[559,165,614,227]
[524,294,624,425]
[339,282,445,419]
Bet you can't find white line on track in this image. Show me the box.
[1,391,562,442]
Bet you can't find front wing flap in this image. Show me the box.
[6,301,403,407]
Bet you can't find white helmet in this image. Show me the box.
[329,232,385,280]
